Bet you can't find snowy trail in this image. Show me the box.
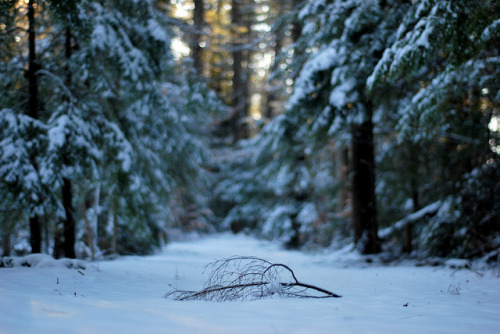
[1,233,500,334]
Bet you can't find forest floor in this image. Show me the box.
[1,233,500,334]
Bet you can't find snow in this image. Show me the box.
[481,19,500,41]
[147,19,169,43]
[287,43,339,109]
[299,0,326,20]
[1,233,500,334]
[1,254,87,270]
[297,203,318,226]
[329,76,356,109]
[91,24,109,51]
[107,122,133,173]
[379,201,442,239]
[48,114,69,149]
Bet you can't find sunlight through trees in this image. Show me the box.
[1,0,499,259]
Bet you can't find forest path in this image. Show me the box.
[2,233,500,333]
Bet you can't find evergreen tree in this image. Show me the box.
[0,0,222,257]
[192,0,206,75]
[369,0,500,257]
[278,0,409,253]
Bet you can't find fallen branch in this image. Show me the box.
[165,256,341,301]
[379,201,442,240]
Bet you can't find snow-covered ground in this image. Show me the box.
[1,233,499,334]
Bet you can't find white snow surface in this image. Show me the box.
[1,233,499,334]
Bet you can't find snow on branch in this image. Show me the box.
[379,201,442,240]
[165,256,341,301]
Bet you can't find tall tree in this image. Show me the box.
[368,0,500,257]
[27,0,42,254]
[230,0,246,141]
[285,0,410,253]
[263,0,299,119]
[61,26,76,259]
[264,15,284,119]
[192,0,205,75]
[218,0,414,252]
[350,100,378,253]
[46,0,89,259]
[1,0,222,257]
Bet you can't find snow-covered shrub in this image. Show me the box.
[420,161,500,258]
[0,253,87,269]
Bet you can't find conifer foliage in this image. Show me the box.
[215,0,499,257]
[1,0,499,259]
[0,0,222,257]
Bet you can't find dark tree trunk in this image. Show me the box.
[53,221,64,259]
[230,0,246,141]
[350,102,380,254]
[112,205,118,254]
[62,178,76,258]
[404,150,420,254]
[336,145,349,213]
[241,1,253,121]
[28,0,38,120]
[290,0,303,82]
[62,27,76,259]
[265,0,298,118]
[28,0,41,253]
[2,233,10,256]
[291,0,302,44]
[29,217,42,253]
[64,27,72,85]
[192,0,205,75]
[265,5,285,119]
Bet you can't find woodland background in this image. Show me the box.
[0,0,499,261]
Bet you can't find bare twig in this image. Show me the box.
[165,256,341,301]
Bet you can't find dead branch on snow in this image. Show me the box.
[165,256,341,301]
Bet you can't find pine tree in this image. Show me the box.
[27,0,42,253]
[1,0,222,256]
[280,0,410,253]
[369,0,500,257]
[192,0,205,75]
[71,0,219,254]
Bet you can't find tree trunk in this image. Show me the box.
[241,1,253,120]
[291,0,302,44]
[64,27,72,85]
[81,202,93,259]
[81,185,101,260]
[265,20,284,119]
[29,217,42,253]
[350,102,380,254]
[28,0,41,253]
[60,27,76,258]
[230,0,246,142]
[62,178,76,258]
[2,233,10,256]
[192,0,205,76]
[112,206,118,254]
[290,0,303,84]
[92,184,100,258]
[404,150,420,254]
[28,0,38,120]
[53,223,64,259]
[336,145,349,213]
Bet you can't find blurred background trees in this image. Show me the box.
[207,0,500,258]
[0,0,222,257]
[1,0,499,260]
